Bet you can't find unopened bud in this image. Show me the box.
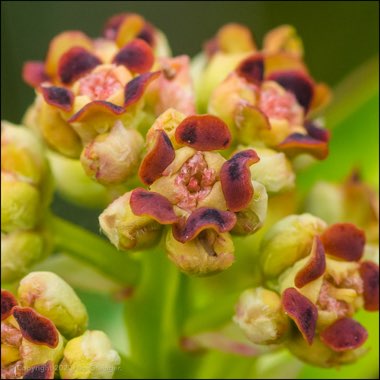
[59,330,120,379]
[234,287,289,344]
[99,191,162,251]
[165,229,234,276]
[18,272,88,339]
[80,121,144,185]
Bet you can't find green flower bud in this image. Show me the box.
[80,121,144,185]
[249,148,295,194]
[234,287,289,344]
[1,121,47,185]
[232,180,268,235]
[99,191,162,251]
[59,330,120,379]
[1,172,40,233]
[165,229,235,276]
[1,231,46,283]
[259,214,327,279]
[18,271,88,339]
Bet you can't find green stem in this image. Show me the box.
[49,214,140,285]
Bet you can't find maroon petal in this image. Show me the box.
[22,61,49,88]
[282,287,318,345]
[175,115,231,151]
[276,133,329,160]
[267,70,314,111]
[172,208,237,243]
[113,39,154,74]
[320,317,368,352]
[295,236,326,288]
[68,100,125,123]
[12,306,59,348]
[236,54,264,85]
[360,261,379,311]
[130,188,179,224]
[58,47,101,84]
[138,130,175,185]
[321,223,365,261]
[1,289,18,321]
[40,86,74,112]
[137,23,155,46]
[124,71,161,108]
[220,149,259,212]
[23,361,54,379]
[103,13,129,40]
[304,120,330,142]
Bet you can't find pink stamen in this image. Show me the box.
[259,86,303,125]
[78,69,123,100]
[175,152,216,211]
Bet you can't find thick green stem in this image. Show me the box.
[49,214,140,285]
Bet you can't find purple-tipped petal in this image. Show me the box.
[1,289,18,321]
[236,54,264,85]
[22,61,50,88]
[172,207,236,243]
[321,223,365,261]
[360,261,379,311]
[137,23,155,46]
[277,133,329,160]
[295,236,326,288]
[12,307,59,348]
[282,287,318,345]
[23,361,54,379]
[220,150,260,212]
[175,115,231,151]
[58,47,101,84]
[304,120,330,142]
[320,317,368,352]
[138,130,175,185]
[68,100,125,123]
[130,188,179,224]
[268,70,314,111]
[113,38,154,74]
[124,71,160,108]
[40,86,74,112]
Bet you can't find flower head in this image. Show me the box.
[234,214,379,367]
[100,109,268,275]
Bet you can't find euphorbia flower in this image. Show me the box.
[235,214,379,367]
[1,272,120,379]
[99,109,268,275]
[209,53,330,159]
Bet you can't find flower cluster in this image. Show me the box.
[1,272,120,379]
[100,109,268,275]
[22,13,195,203]
[234,214,379,367]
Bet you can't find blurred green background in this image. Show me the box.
[1,1,379,122]
[1,2,379,379]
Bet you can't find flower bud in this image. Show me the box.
[165,229,234,276]
[259,214,327,279]
[99,191,162,251]
[1,231,46,283]
[232,180,268,235]
[59,330,121,379]
[80,121,144,185]
[18,271,88,339]
[1,172,40,233]
[234,287,289,344]
[249,148,295,194]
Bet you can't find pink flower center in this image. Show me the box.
[259,86,303,125]
[78,69,123,100]
[175,152,216,211]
